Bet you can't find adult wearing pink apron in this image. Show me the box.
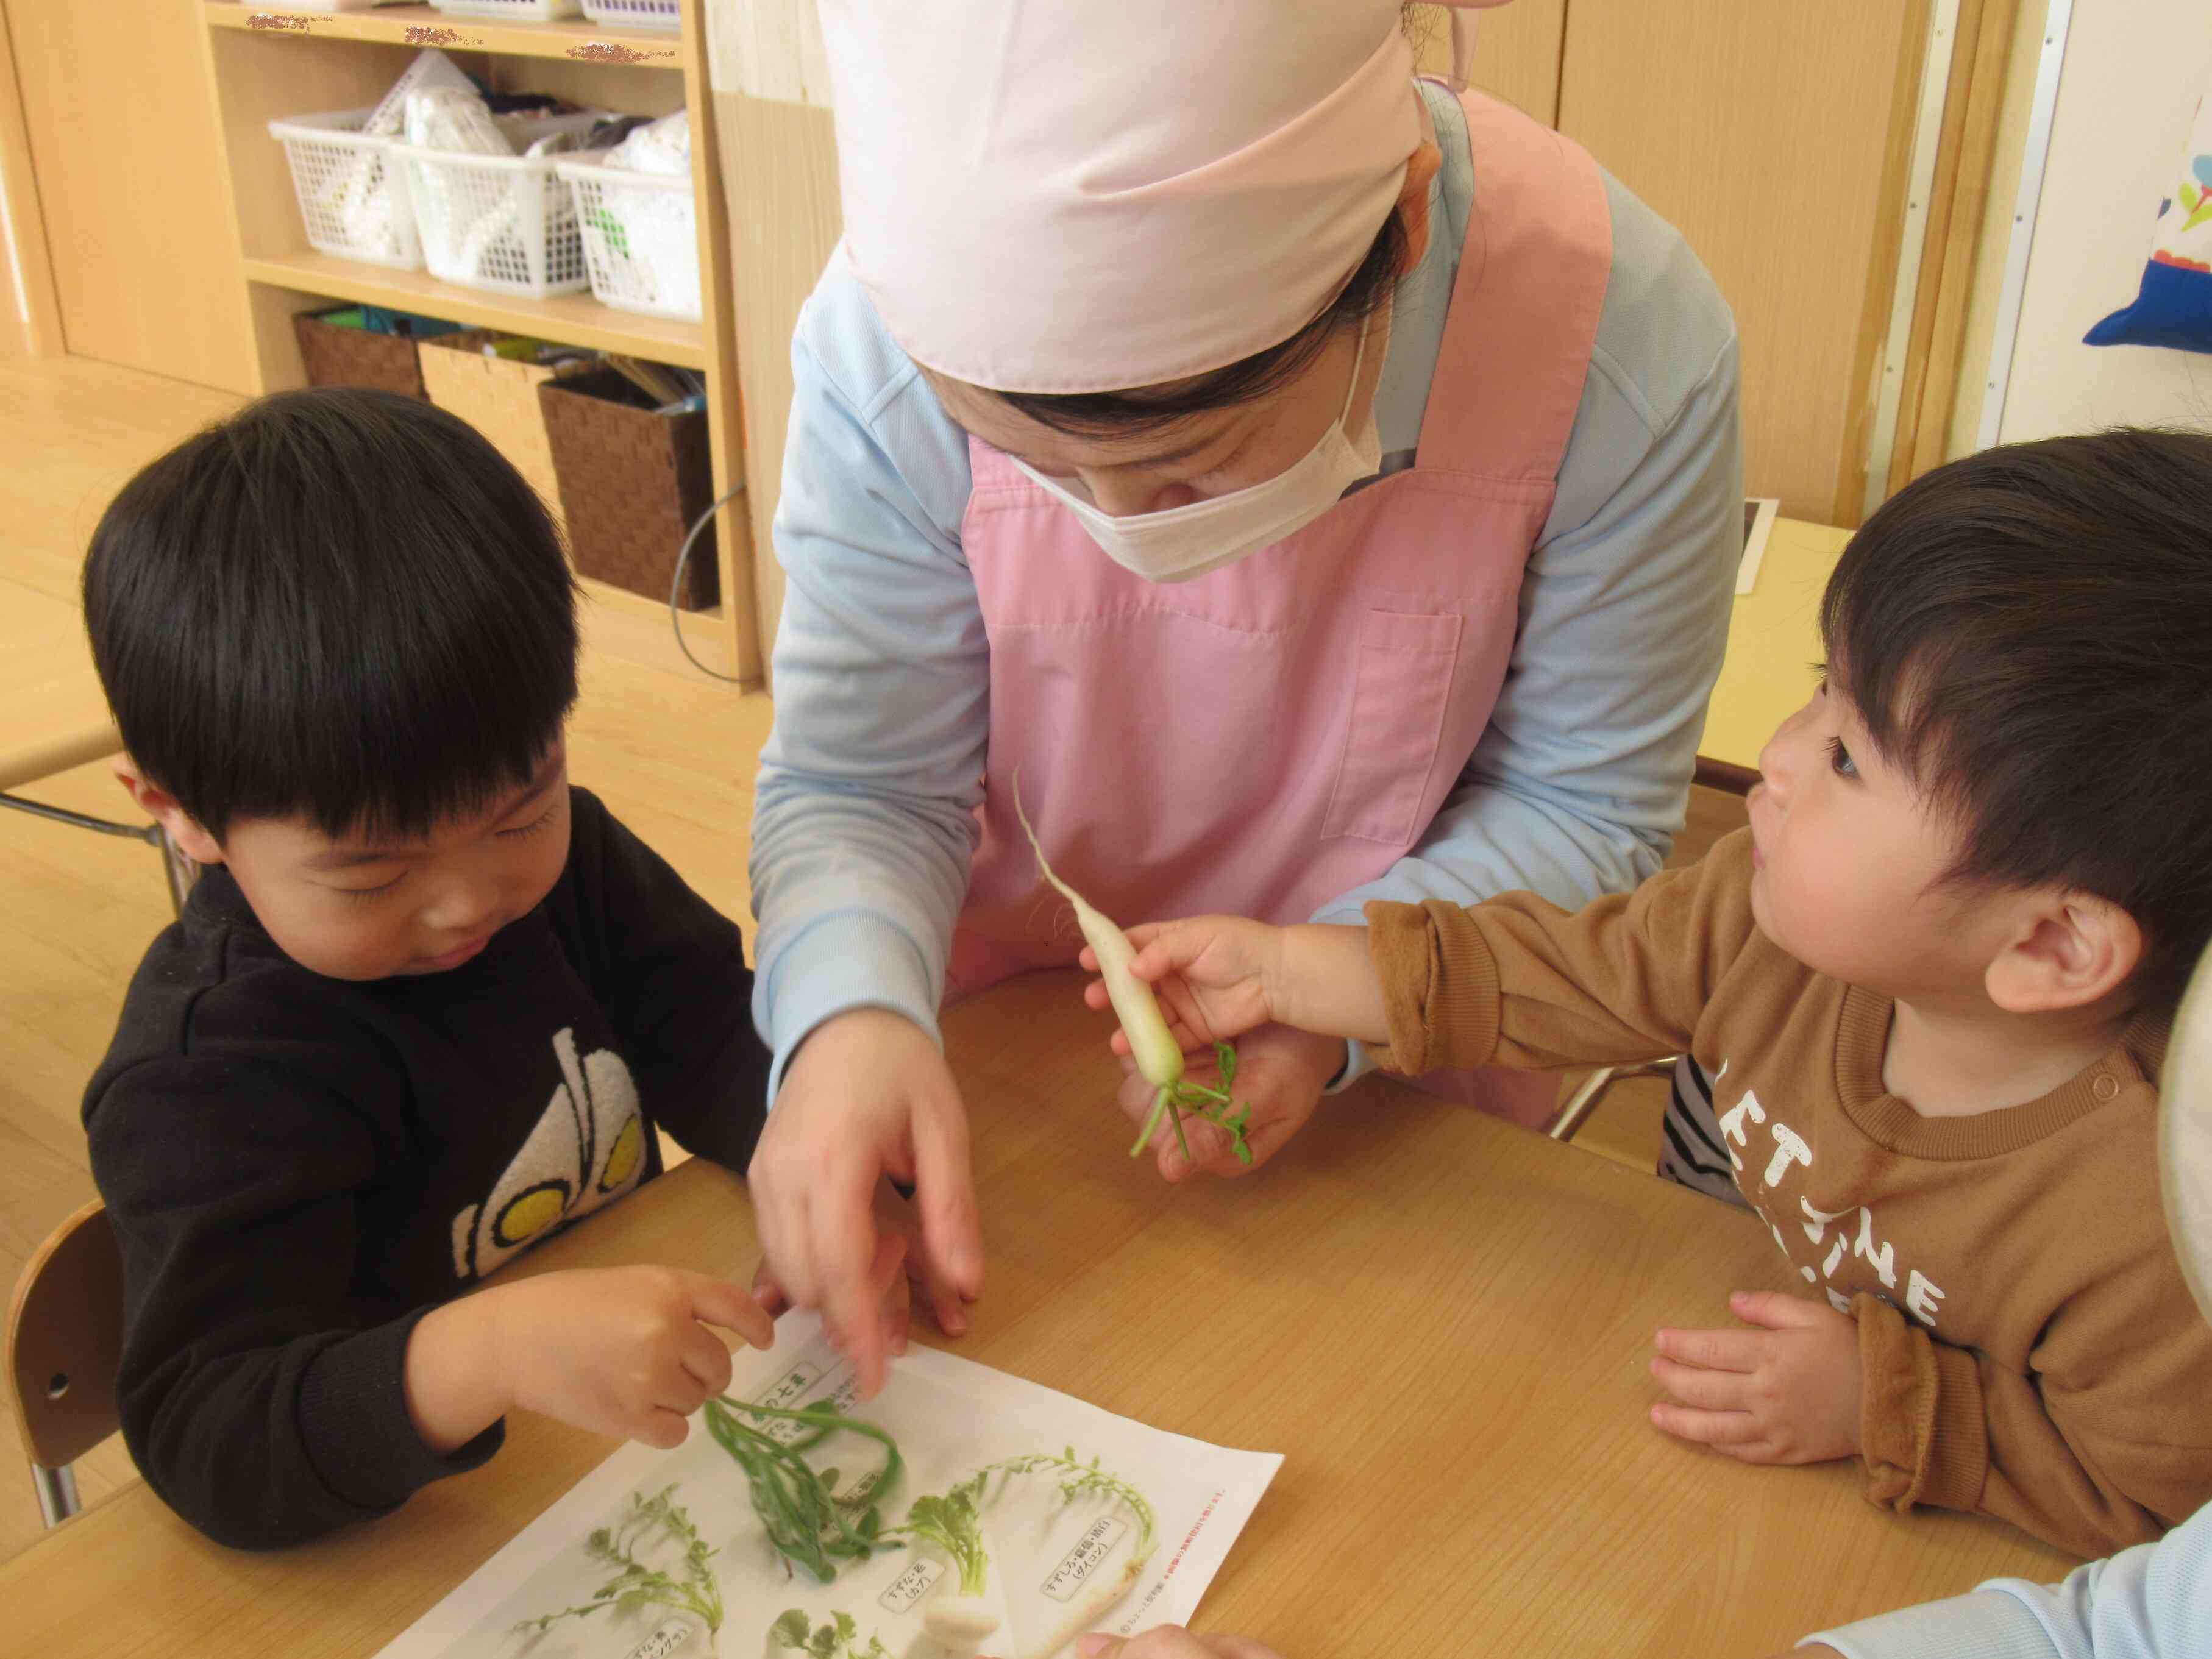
[747,1,1743,1395]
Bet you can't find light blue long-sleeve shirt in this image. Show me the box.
[750,84,1744,1091]
[1807,1501,2212,1659]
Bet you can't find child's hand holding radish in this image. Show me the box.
[1101,1025,1336,1181]
[1083,916,1395,1057]
[1081,915,1398,1179]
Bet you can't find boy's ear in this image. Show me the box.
[1985,890,2141,1015]
[112,758,224,866]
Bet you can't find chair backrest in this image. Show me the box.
[4,1200,123,1471]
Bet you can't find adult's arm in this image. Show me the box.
[747,265,992,1097]
[1805,1499,2212,1659]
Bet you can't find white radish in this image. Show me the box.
[922,1593,1002,1650]
[1015,1543,1154,1659]
[1011,784,1185,1097]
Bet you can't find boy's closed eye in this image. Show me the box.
[318,793,563,901]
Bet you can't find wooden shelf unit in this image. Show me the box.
[197,1,756,681]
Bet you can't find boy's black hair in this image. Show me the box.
[84,387,578,844]
[1823,428,2212,1009]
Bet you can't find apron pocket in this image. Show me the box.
[1321,608,1464,844]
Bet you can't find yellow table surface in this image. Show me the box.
[1,974,2069,1656]
[1697,517,1852,776]
[0,577,120,793]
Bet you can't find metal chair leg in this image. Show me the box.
[0,793,198,918]
[157,826,200,918]
[1548,1056,1684,1142]
[32,1462,80,1528]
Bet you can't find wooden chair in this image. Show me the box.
[4,1201,124,1527]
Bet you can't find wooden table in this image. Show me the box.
[2,975,2072,1656]
[1696,517,1852,788]
[0,577,119,794]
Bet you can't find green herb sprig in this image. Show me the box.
[513,1485,724,1644]
[703,1397,904,1583]
[767,1609,890,1659]
[1133,1041,1255,1167]
[883,1469,990,1596]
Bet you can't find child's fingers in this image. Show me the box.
[1649,1355,1752,1411]
[638,1406,692,1451]
[678,1321,738,1398]
[1650,1401,1762,1448]
[1731,1289,1830,1330]
[681,1270,777,1349]
[1654,1324,1766,1373]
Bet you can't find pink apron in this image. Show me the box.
[949,89,1613,1128]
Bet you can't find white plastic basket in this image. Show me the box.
[430,0,585,19]
[402,114,608,299]
[555,154,701,320]
[583,0,683,28]
[268,109,421,270]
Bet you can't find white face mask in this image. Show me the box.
[1012,316,1387,584]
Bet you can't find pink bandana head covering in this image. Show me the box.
[818,0,1513,394]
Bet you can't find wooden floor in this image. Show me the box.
[0,354,1746,1559]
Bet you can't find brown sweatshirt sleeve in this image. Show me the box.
[1855,1237,2212,1557]
[1363,830,1763,1076]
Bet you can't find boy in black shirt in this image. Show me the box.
[78,389,780,1548]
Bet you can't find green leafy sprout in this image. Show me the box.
[888,1446,1156,1616]
[1133,1040,1254,1168]
[983,1448,1158,1557]
[702,1396,904,1583]
[514,1485,724,1646]
[767,1608,891,1659]
[884,1468,990,1596]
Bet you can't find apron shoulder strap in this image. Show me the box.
[1418,89,1613,480]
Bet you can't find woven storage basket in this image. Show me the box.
[538,368,717,611]
[416,330,580,531]
[291,308,437,400]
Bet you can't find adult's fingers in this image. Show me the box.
[750,1257,792,1317]
[682,1270,776,1349]
[1079,1629,1286,1659]
[909,1085,984,1301]
[1652,1325,1765,1373]
[747,1138,817,1316]
[906,1233,970,1338]
[811,1150,891,1396]
[881,1237,913,1359]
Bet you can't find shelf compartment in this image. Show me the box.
[244,250,706,366]
[205,3,683,69]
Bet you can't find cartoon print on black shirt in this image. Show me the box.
[451,1026,644,1280]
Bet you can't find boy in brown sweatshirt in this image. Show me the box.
[1087,431,2212,1558]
